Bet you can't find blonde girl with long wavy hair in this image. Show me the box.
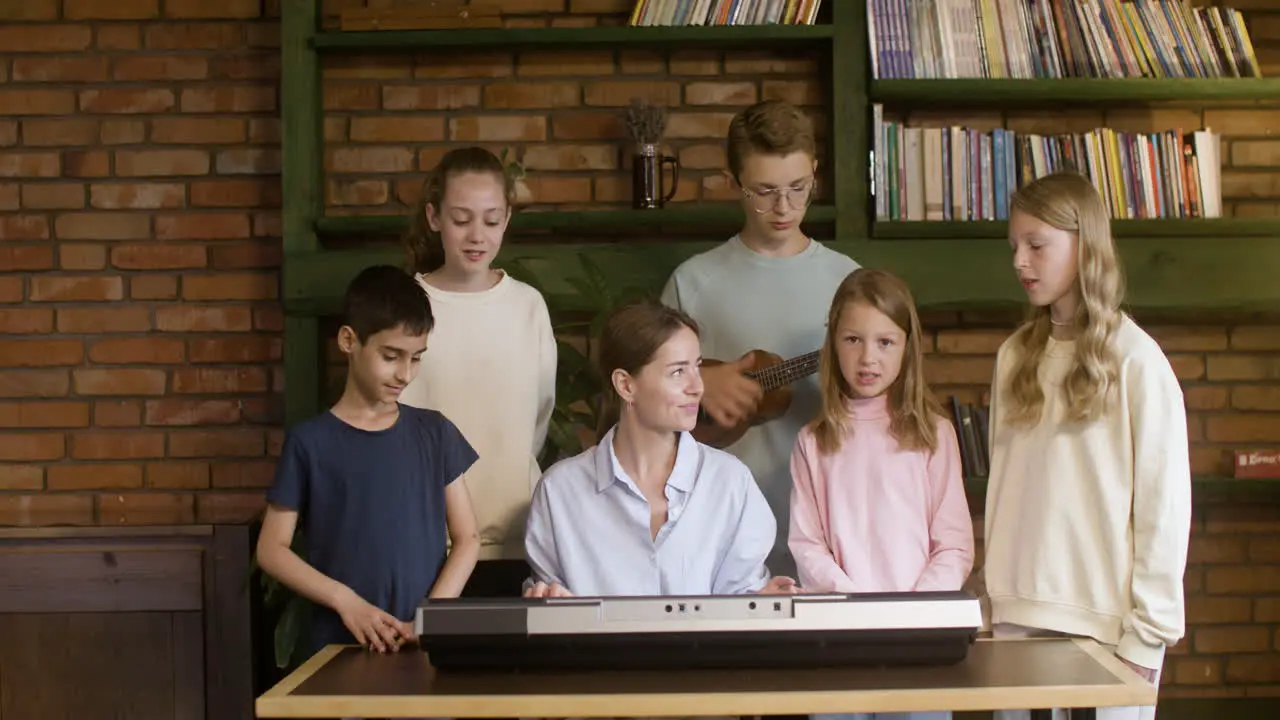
[790,269,973,720]
[983,172,1191,720]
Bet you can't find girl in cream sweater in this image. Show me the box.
[984,172,1191,720]
[398,147,556,597]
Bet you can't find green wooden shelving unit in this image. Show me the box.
[281,0,1280,505]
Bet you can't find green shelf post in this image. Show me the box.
[282,0,324,426]
[831,0,868,242]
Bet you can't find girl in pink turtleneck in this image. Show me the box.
[789,267,974,598]
[789,269,973,720]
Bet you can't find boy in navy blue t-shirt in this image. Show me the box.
[257,264,481,658]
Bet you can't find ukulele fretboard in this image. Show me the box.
[746,350,820,393]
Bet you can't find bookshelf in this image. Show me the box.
[281,0,1280,429]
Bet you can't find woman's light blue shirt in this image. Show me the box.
[524,426,776,596]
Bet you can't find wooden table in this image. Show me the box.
[255,637,1156,718]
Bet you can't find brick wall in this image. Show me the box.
[1,0,1278,699]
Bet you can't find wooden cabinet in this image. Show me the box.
[0,525,253,720]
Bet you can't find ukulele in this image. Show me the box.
[692,348,820,449]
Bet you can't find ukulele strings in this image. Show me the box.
[749,351,820,392]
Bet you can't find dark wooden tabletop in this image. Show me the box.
[256,637,1156,718]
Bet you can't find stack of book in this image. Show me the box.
[627,0,824,25]
[871,109,1222,222]
[949,397,990,479]
[870,0,1262,79]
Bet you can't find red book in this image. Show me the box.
[1234,449,1280,479]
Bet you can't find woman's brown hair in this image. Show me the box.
[595,299,700,441]
[402,146,515,275]
[809,268,942,455]
[1003,171,1123,427]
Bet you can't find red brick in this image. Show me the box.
[64,150,110,177]
[1167,354,1206,380]
[215,148,280,175]
[666,112,735,139]
[583,80,680,107]
[22,119,99,148]
[79,88,175,114]
[99,493,195,525]
[89,338,185,365]
[144,23,243,49]
[189,179,280,207]
[112,244,207,270]
[30,275,123,302]
[182,273,277,301]
[209,244,278,273]
[168,429,265,458]
[450,116,547,142]
[1173,658,1223,686]
[619,50,664,74]
[1226,656,1280,685]
[0,494,93,526]
[94,400,141,427]
[155,305,253,333]
[115,149,210,177]
[323,84,379,110]
[164,0,260,18]
[1205,414,1280,443]
[211,460,275,489]
[19,183,85,211]
[249,119,280,144]
[0,277,21,303]
[64,0,158,18]
[1189,535,1248,564]
[0,152,61,177]
[254,306,283,332]
[0,183,17,210]
[0,26,92,53]
[669,50,721,76]
[923,356,996,386]
[11,57,110,83]
[47,463,144,491]
[0,0,57,20]
[0,465,43,491]
[151,117,245,144]
[0,433,64,461]
[196,491,265,523]
[678,143,727,170]
[0,246,55,271]
[1184,386,1229,411]
[1207,505,1280,533]
[517,51,613,77]
[59,243,107,270]
[326,147,415,173]
[171,367,269,394]
[483,82,580,109]
[113,55,207,81]
[347,118,446,144]
[72,369,167,397]
[0,401,88,428]
[1231,326,1280,350]
[56,307,151,334]
[70,431,165,459]
[327,179,388,206]
[0,370,69,398]
[155,212,250,240]
[147,461,210,489]
[0,339,83,367]
[210,52,280,81]
[1185,595,1254,626]
[523,176,592,203]
[54,213,150,241]
[95,24,140,50]
[1257,598,1280,623]
[1231,385,1280,410]
[130,275,179,300]
[1249,537,1280,561]
[252,211,280,237]
[762,79,822,106]
[0,215,50,240]
[187,336,280,363]
[145,398,241,426]
[0,309,53,334]
[1206,566,1280,594]
[523,145,617,171]
[179,86,275,113]
[90,182,185,210]
[381,85,481,111]
[685,81,758,106]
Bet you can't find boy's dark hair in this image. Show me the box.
[341,265,434,342]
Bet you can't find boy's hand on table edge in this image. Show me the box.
[334,587,411,653]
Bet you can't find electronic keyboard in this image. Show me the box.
[414,591,982,672]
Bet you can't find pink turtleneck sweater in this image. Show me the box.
[788,394,974,593]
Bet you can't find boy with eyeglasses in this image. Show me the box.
[660,99,859,579]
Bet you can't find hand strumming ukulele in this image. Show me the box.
[693,349,820,449]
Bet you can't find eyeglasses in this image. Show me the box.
[741,178,816,214]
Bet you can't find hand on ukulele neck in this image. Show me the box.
[699,352,764,428]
